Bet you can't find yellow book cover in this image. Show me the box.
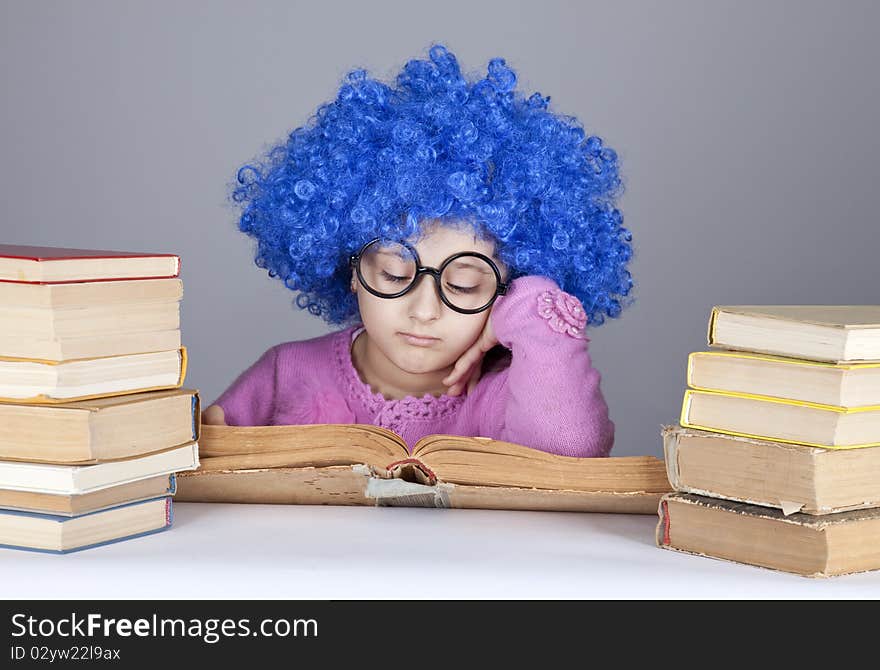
[686,350,880,408]
[679,388,880,449]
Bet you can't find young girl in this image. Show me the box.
[203,45,634,458]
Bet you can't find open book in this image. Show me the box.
[175,424,671,514]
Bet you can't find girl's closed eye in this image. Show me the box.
[380,269,411,284]
[443,268,490,295]
[444,282,477,294]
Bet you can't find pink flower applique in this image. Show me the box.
[537,289,587,338]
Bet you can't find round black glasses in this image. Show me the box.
[349,238,509,315]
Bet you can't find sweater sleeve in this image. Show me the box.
[476,275,615,458]
[212,346,278,427]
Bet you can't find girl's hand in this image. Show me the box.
[201,404,228,426]
[442,315,499,397]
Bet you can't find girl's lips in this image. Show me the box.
[399,332,440,347]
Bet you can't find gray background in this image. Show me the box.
[2,0,877,457]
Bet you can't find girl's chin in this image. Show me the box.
[391,354,451,376]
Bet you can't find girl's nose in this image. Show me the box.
[407,274,443,322]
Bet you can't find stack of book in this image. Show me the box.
[657,305,880,577]
[0,245,200,553]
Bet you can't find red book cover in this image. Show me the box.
[0,244,180,284]
[0,245,176,261]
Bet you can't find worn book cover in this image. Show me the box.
[657,492,880,577]
[663,425,880,515]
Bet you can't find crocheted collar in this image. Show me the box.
[334,325,466,421]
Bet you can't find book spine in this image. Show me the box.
[678,390,693,426]
[177,346,188,387]
[190,390,200,441]
[658,498,671,546]
[706,306,720,345]
[385,458,437,485]
[661,428,683,491]
[365,478,451,508]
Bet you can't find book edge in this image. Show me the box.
[712,305,880,330]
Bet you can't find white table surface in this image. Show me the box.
[3,502,880,599]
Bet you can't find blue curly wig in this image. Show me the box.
[231,44,633,327]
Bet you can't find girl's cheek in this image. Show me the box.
[449,321,485,354]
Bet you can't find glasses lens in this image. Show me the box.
[358,240,417,295]
[441,255,499,312]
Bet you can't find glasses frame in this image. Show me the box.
[349,238,509,315]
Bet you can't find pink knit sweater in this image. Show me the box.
[213,275,614,457]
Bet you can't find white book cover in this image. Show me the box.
[0,442,199,494]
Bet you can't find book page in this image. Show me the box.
[411,434,670,492]
[714,305,880,328]
[197,423,408,472]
